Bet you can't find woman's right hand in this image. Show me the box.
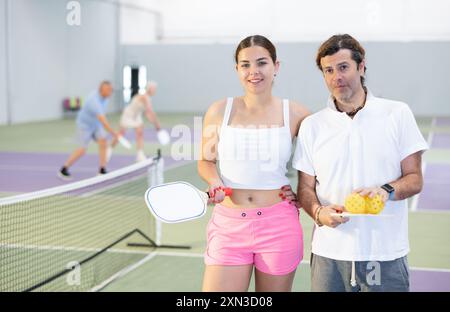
[207,183,227,204]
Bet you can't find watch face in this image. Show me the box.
[382,184,394,193]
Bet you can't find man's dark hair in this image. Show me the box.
[316,34,367,86]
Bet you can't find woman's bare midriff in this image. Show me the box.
[221,189,283,209]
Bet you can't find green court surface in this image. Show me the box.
[102,255,313,292]
[1,113,449,292]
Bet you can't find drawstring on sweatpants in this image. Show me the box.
[350,261,357,287]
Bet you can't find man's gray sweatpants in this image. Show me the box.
[311,253,410,292]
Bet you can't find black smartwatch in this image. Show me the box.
[381,183,395,200]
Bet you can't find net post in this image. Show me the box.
[156,153,164,246]
[148,150,164,246]
[135,151,191,250]
[157,148,161,159]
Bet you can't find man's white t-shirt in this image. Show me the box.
[292,90,428,261]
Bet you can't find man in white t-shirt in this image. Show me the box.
[292,34,428,291]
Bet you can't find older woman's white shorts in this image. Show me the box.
[120,114,143,129]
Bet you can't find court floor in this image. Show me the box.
[0,113,449,291]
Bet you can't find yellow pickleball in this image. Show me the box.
[344,193,366,214]
[365,194,385,214]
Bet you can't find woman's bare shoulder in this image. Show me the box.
[204,98,228,123]
[290,100,310,116]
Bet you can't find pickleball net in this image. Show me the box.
[0,150,172,292]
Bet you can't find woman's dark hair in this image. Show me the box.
[235,35,277,64]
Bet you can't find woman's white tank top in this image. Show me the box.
[217,97,292,190]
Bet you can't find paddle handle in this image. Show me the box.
[118,135,131,149]
[207,187,232,198]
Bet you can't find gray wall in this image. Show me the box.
[1,1,449,125]
[1,0,120,125]
[66,0,120,109]
[121,42,450,116]
[0,0,8,125]
[8,0,67,124]
[120,44,241,113]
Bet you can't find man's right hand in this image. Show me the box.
[317,205,349,228]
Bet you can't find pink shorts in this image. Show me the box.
[204,201,303,275]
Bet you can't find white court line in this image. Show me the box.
[410,266,450,273]
[156,251,204,258]
[0,242,150,256]
[91,251,158,292]
[410,117,435,212]
[410,209,450,214]
[149,251,450,273]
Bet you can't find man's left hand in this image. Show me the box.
[354,187,389,202]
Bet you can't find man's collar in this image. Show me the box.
[327,87,374,113]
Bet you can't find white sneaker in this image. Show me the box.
[136,150,146,162]
[106,146,113,162]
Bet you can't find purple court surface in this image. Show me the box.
[410,269,450,292]
[0,151,187,194]
[417,118,450,211]
[417,163,450,211]
[435,117,450,127]
[430,133,450,149]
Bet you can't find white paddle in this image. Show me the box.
[118,135,132,149]
[330,212,394,217]
[144,181,232,223]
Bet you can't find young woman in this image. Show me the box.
[198,35,310,291]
